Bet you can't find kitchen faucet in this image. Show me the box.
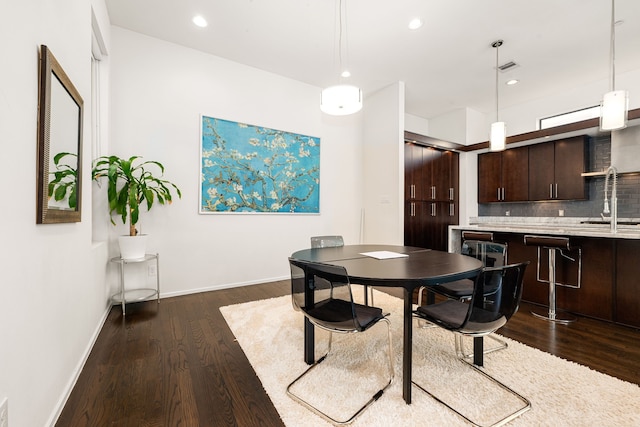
[602,165,618,233]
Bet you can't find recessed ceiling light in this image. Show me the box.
[408,18,423,30]
[341,70,351,78]
[506,79,519,86]
[192,15,208,28]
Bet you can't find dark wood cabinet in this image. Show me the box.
[477,146,528,203]
[478,135,587,203]
[478,152,502,203]
[528,136,587,201]
[404,143,424,200]
[615,240,640,327]
[404,142,459,251]
[459,230,637,328]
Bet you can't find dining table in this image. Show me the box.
[289,244,484,404]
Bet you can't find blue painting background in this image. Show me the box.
[200,116,320,213]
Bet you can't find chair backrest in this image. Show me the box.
[310,235,344,248]
[460,261,529,335]
[461,231,507,268]
[289,258,360,331]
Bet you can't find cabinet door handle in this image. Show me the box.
[549,184,554,199]
[431,186,436,200]
[497,188,501,201]
[449,188,454,200]
[502,188,505,201]
[555,183,558,199]
[410,184,415,199]
[431,203,436,216]
[449,203,455,216]
[410,202,415,217]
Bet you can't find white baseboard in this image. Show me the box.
[47,304,112,427]
[46,276,288,425]
[160,275,290,299]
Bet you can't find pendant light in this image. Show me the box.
[320,0,362,115]
[600,0,628,131]
[490,40,506,151]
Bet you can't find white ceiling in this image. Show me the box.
[104,0,640,120]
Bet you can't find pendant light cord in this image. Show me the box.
[495,43,499,121]
[337,0,350,77]
[338,0,344,72]
[492,40,503,122]
[610,0,616,92]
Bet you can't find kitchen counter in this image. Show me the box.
[451,216,640,240]
[449,217,640,328]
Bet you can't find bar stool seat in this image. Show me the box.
[524,235,578,324]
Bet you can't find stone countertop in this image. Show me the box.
[451,217,640,240]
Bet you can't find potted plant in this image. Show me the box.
[92,155,181,259]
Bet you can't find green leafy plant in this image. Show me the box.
[48,152,78,209]
[92,155,181,236]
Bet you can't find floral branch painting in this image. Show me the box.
[200,116,320,213]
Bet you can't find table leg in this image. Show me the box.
[304,317,315,364]
[303,272,316,365]
[473,336,484,366]
[403,288,413,404]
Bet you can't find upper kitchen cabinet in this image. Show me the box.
[405,143,458,202]
[529,136,587,201]
[478,146,529,203]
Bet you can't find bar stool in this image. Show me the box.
[523,235,581,324]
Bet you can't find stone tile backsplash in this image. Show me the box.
[478,135,640,218]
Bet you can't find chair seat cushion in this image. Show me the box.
[416,299,506,334]
[431,279,473,298]
[307,298,385,332]
[416,299,468,330]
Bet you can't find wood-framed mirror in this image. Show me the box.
[36,45,83,223]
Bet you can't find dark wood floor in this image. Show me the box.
[56,281,640,427]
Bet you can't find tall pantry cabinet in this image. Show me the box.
[404,142,459,251]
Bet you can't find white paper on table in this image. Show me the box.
[359,251,409,260]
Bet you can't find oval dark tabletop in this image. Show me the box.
[291,244,483,289]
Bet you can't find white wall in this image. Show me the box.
[362,82,405,244]
[500,67,640,137]
[108,27,365,296]
[0,1,112,426]
[404,113,429,136]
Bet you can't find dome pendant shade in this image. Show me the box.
[600,90,628,131]
[490,121,506,152]
[320,84,363,116]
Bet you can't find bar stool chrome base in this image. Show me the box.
[531,307,576,324]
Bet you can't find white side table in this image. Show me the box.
[110,253,160,315]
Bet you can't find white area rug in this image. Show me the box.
[220,290,640,426]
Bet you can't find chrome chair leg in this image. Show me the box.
[287,319,394,425]
[416,286,436,329]
[455,333,508,360]
[412,355,531,427]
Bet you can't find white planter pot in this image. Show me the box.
[118,235,148,260]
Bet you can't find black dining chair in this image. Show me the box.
[417,231,509,358]
[287,258,394,425]
[310,235,374,306]
[413,262,531,427]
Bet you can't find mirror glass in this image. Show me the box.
[37,45,83,223]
